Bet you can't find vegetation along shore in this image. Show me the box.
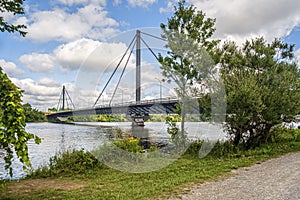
[1,0,299,199]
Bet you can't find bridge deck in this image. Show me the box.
[46,97,183,121]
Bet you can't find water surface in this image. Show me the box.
[0,122,226,179]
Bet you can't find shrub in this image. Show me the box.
[271,126,300,143]
[114,137,143,154]
[29,149,101,178]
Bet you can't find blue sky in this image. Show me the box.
[1,0,300,111]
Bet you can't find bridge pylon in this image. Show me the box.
[57,85,75,111]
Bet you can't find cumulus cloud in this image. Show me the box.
[54,38,130,71]
[159,0,176,13]
[55,0,106,6]
[128,0,157,7]
[39,77,61,87]
[186,0,300,43]
[10,77,61,110]
[9,76,95,110]
[19,53,55,73]
[0,59,25,77]
[54,38,100,70]
[24,5,119,42]
[11,78,59,96]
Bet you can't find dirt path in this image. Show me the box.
[169,152,300,200]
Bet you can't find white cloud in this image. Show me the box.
[10,77,61,110]
[11,78,59,96]
[187,0,300,43]
[128,0,157,7]
[0,9,15,21]
[38,77,61,87]
[25,5,119,42]
[296,48,300,67]
[19,53,55,73]
[0,59,25,77]
[55,0,106,6]
[54,38,130,71]
[54,38,100,70]
[159,0,176,13]
[9,76,99,110]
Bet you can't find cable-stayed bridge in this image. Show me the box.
[46,30,194,125]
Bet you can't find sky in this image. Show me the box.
[1,0,300,111]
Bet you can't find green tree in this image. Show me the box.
[23,103,47,122]
[0,69,41,177]
[158,0,218,141]
[48,107,57,112]
[218,38,300,148]
[0,0,27,36]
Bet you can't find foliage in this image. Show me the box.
[91,128,164,173]
[270,126,300,143]
[165,115,189,148]
[218,38,300,148]
[28,149,101,178]
[114,136,143,154]
[97,114,128,122]
[3,131,300,199]
[70,114,129,122]
[0,0,27,36]
[23,103,47,122]
[0,68,41,177]
[149,114,181,122]
[158,0,219,138]
[47,107,57,112]
[158,0,218,88]
[71,115,98,122]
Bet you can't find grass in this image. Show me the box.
[1,130,300,199]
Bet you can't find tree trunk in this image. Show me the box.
[263,124,273,143]
[181,101,185,132]
[233,129,241,146]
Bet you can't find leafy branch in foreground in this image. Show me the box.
[0,68,41,177]
[0,0,27,36]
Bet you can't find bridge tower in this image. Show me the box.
[136,30,141,102]
[57,85,75,111]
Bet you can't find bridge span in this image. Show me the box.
[46,97,181,122]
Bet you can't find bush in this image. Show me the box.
[271,127,300,143]
[29,149,101,178]
[114,137,143,154]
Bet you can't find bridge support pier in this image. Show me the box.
[127,113,150,126]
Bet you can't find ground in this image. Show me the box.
[169,152,300,200]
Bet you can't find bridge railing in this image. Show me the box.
[94,97,179,109]
[48,97,180,116]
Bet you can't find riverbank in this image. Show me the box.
[1,137,300,199]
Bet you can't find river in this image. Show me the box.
[0,122,226,179]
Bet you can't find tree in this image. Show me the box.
[218,37,300,148]
[158,0,218,137]
[23,103,47,122]
[0,69,41,177]
[0,0,27,36]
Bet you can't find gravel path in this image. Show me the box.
[170,152,300,200]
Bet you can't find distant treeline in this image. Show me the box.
[23,103,47,122]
